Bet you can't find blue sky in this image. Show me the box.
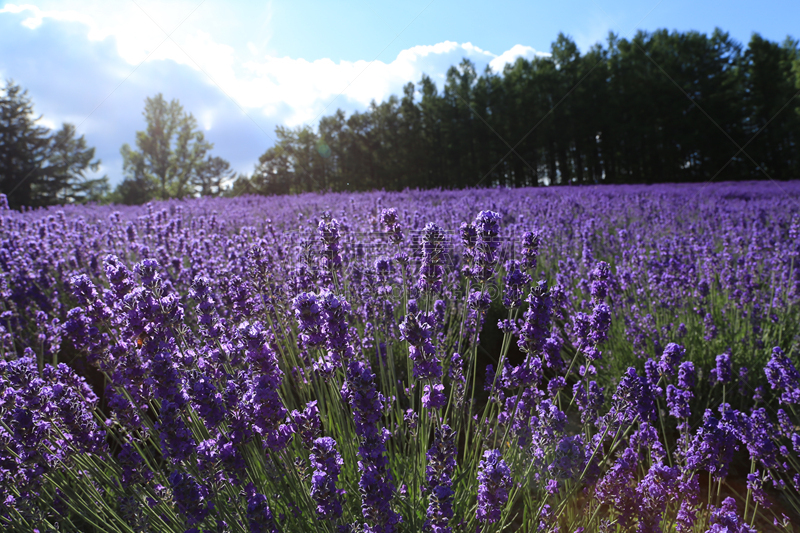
[1,0,798,186]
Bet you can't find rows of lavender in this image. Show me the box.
[1,182,799,532]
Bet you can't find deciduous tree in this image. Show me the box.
[116,94,232,203]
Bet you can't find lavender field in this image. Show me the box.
[1,182,799,532]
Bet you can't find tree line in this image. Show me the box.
[1,28,799,208]
[235,29,800,195]
[0,86,235,208]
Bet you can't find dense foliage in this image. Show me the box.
[1,182,799,532]
[115,94,236,205]
[235,29,800,195]
[0,81,108,208]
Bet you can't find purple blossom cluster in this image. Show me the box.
[425,425,457,533]
[476,449,512,524]
[309,437,344,520]
[343,360,401,533]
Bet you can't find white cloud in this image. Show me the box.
[2,2,550,126]
[1,1,215,64]
[35,116,57,129]
[1,1,551,182]
[185,40,548,127]
[489,44,550,72]
[233,41,503,126]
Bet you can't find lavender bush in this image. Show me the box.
[0,182,799,532]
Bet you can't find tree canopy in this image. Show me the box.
[2,28,799,207]
[236,29,800,195]
[113,94,234,204]
[0,81,107,208]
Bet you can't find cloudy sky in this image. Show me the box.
[1,0,798,185]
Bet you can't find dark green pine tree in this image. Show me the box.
[0,81,106,208]
[41,123,108,203]
[236,28,800,196]
[743,34,800,180]
[0,81,50,208]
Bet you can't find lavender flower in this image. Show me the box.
[765,346,800,404]
[290,400,322,447]
[705,497,756,533]
[517,281,551,354]
[168,471,211,527]
[399,312,441,381]
[157,400,196,462]
[343,360,401,532]
[678,361,696,390]
[103,254,135,298]
[704,313,717,341]
[521,230,541,271]
[715,353,733,385]
[425,425,456,533]
[742,408,781,470]
[636,463,680,533]
[659,342,685,377]
[589,302,612,346]
[189,275,222,337]
[309,437,344,519]
[467,290,492,312]
[245,483,279,533]
[188,373,225,428]
[321,291,355,368]
[589,261,611,302]
[460,222,478,252]
[380,208,404,244]
[472,211,502,281]
[293,292,325,348]
[666,384,693,419]
[318,217,342,269]
[242,370,292,452]
[422,384,447,410]
[502,260,529,309]
[606,367,657,426]
[595,446,639,529]
[548,434,586,480]
[573,380,605,424]
[684,408,740,481]
[419,222,446,292]
[476,449,512,524]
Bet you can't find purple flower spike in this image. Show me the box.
[521,230,541,271]
[245,483,279,533]
[715,353,732,385]
[380,208,404,244]
[425,425,456,533]
[293,292,325,349]
[342,360,401,533]
[309,437,344,520]
[168,471,211,527]
[289,400,322,447]
[318,217,342,269]
[765,347,800,404]
[678,361,696,390]
[659,342,685,377]
[419,222,446,292]
[706,497,756,533]
[476,449,512,524]
[589,261,611,301]
[422,384,447,410]
[517,281,552,355]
